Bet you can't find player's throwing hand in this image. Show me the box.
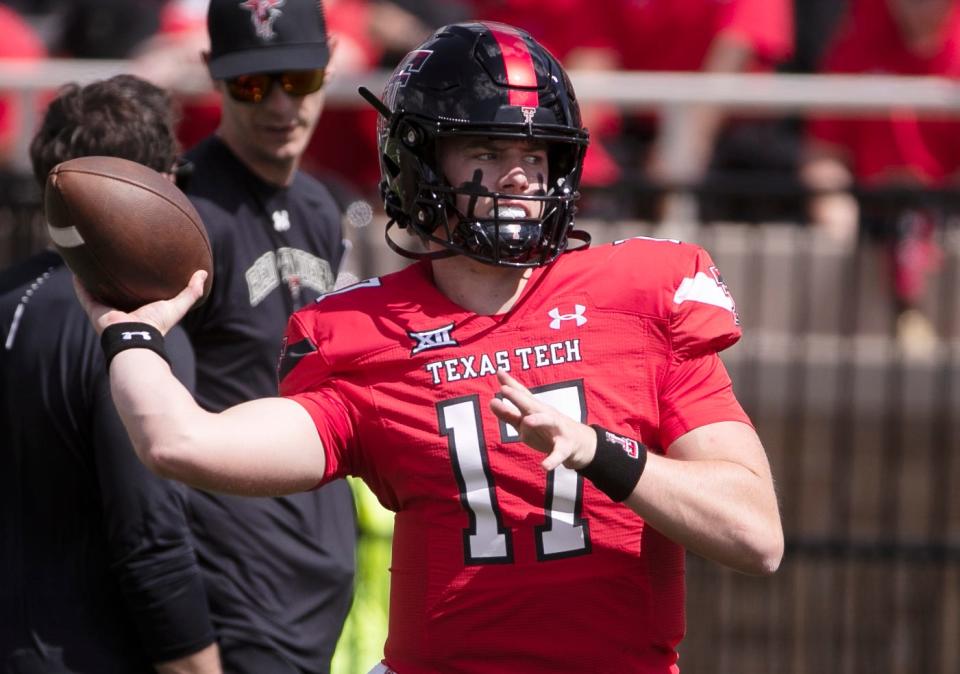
[490,369,598,472]
[74,270,208,337]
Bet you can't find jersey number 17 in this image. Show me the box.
[438,379,592,566]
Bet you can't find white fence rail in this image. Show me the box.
[4,58,960,214]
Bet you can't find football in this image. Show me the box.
[44,155,213,311]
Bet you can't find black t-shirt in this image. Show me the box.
[181,137,357,672]
[0,251,214,672]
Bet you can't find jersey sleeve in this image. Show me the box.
[278,311,358,483]
[669,246,741,360]
[657,353,752,450]
[659,246,750,449]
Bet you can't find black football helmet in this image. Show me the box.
[362,21,590,267]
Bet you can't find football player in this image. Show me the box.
[77,21,783,674]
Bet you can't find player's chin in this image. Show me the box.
[258,142,302,167]
[282,136,313,161]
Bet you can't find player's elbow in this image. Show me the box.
[738,524,784,576]
[135,428,202,484]
[139,440,185,480]
[753,538,784,576]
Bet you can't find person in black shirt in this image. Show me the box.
[0,75,219,673]
[177,2,356,672]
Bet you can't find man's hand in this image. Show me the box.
[489,369,597,471]
[74,270,208,336]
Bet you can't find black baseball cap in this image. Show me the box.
[206,0,331,80]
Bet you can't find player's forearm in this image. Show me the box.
[155,643,221,674]
[109,349,327,496]
[623,452,783,575]
[109,348,212,481]
[488,370,782,572]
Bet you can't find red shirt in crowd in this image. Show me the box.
[608,0,793,72]
[471,0,614,61]
[0,7,46,164]
[808,0,960,185]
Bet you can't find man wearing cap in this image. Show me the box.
[176,2,356,673]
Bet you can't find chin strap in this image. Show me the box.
[384,218,593,265]
[383,219,456,261]
[565,227,592,251]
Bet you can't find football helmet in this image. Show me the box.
[363,21,590,267]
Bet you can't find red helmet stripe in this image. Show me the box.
[484,23,540,108]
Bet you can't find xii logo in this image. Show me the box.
[408,322,458,355]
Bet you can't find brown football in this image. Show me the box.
[45,156,213,311]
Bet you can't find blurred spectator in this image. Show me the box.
[305,0,471,202]
[802,0,960,354]
[133,0,216,152]
[302,0,385,204]
[612,0,794,220]
[367,0,471,68]
[134,0,211,95]
[474,0,794,221]
[783,0,850,74]
[1,0,165,58]
[1,73,218,674]
[0,6,46,169]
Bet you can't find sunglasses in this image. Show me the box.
[225,69,326,103]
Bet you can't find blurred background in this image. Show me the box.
[2,1,959,672]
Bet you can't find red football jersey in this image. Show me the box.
[280,238,749,673]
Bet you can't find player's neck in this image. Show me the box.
[431,257,532,316]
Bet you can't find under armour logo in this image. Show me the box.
[548,305,587,329]
[272,209,290,232]
[521,106,537,124]
[408,322,458,355]
[121,331,153,341]
[240,0,285,40]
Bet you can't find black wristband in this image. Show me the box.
[578,425,647,502]
[101,322,168,368]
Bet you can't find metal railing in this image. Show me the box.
[4,59,960,176]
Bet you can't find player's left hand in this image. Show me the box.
[490,369,597,471]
